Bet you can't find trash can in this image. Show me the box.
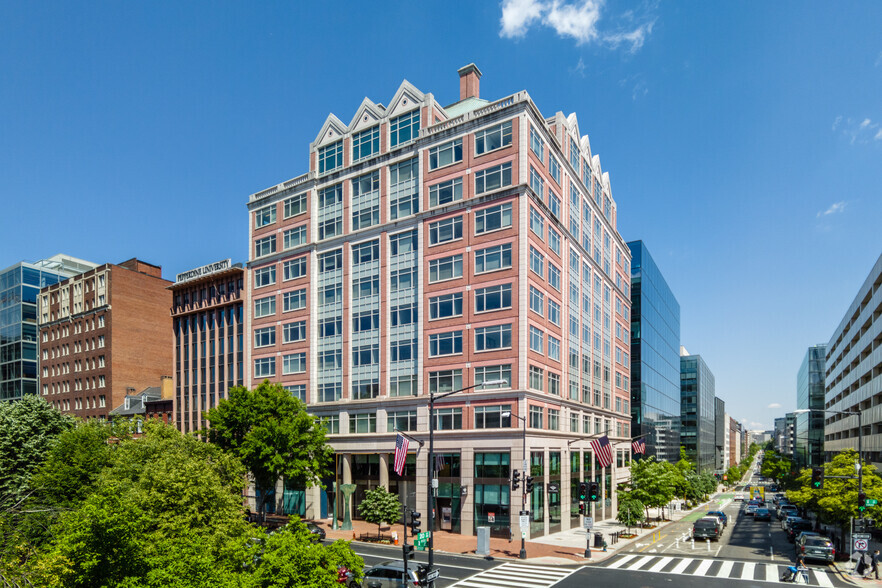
[594,532,603,548]
[476,527,490,556]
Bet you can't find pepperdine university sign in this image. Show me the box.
[175,259,232,284]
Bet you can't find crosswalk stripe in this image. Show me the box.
[692,560,713,576]
[715,561,734,577]
[607,554,639,569]
[451,563,583,588]
[670,558,694,574]
[648,556,674,572]
[740,562,755,580]
[631,556,656,570]
[496,563,570,575]
[764,564,778,583]
[813,570,834,588]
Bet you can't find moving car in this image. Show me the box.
[707,511,728,527]
[786,519,814,542]
[693,516,723,541]
[744,504,758,517]
[734,492,745,501]
[360,561,424,588]
[754,508,772,522]
[796,535,835,564]
[778,504,798,520]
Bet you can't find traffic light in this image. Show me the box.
[409,511,421,534]
[859,493,867,511]
[811,467,824,490]
[403,544,415,560]
[579,502,586,515]
[525,476,534,493]
[512,469,520,491]
[579,482,588,501]
[588,481,600,502]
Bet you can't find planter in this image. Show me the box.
[619,533,638,539]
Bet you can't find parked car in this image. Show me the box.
[734,492,745,501]
[707,511,728,527]
[306,522,326,541]
[794,531,820,545]
[787,519,814,542]
[693,517,723,541]
[782,515,802,531]
[754,508,772,522]
[796,535,835,563]
[360,561,423,588]
[778,505,798,520]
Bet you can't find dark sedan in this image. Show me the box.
[306,522,326,541]
[754,507,772,521]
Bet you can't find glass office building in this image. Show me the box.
[0,255,95,402]
[795,344,825,469]
[627,241,681,463]
[680,351,716,472]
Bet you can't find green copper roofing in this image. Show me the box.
[443,96,490,118]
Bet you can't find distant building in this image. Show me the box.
[825,253,882,467]
[627,240,681,463]
[728,417,741,467]
[774,417,787,453]
[0,255,95,402]
[680,347,716,472]
[38,259,173,418]
[795,344,826,469]
[145,376,174,425]
[169,260,245,433]
[715,397,726,471]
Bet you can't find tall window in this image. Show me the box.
[530,126,544,160]
[254,266,276,288]
[255,205,276,228]
[390,110,420,147]
[475,163,512,195]
[352,125,379,161]
[390,158,419,220]
[318,140,343,174]
[254,235,276,258]
[475,121,513,155]
[529,405,544,428]
[284,193,307,218]
[428,139,462,169]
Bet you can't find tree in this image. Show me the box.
[206,382,335,521]
[358,487,402,538]
[630,457,677,520]
[616,494,645,534]
[0,395,73,507]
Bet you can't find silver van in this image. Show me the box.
[361,560,422,588]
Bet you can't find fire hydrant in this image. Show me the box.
[602,540,608,552]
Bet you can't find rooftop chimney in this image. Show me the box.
[458,63,482,101]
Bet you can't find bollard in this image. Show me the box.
[691,538,695,550]
[675,538,680,549]
[707,539,711,552]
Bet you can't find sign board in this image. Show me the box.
[175,259,232,284]
[487,512,495,523]
[583,517,594,530]
[547,482,560,494]
[519,515,529,529]
[426,568,440,582]
[853,533,871,540]
[867,499,879,507]
[855,538,869,551]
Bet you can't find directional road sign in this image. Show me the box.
[866,499,879,507]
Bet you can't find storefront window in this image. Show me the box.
[530,451,545,537]
[474,453,510,538]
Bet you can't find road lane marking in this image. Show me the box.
[648,557,674,572]
[740,562,755,579]
[671,558,694,574]
[715,561,734,577]
[692,560,713,576]
[607,554,639,569]
[764,564,778,582]
[813,570,834,587]
[631,556,655,570]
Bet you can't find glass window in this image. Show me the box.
[255,205,276,228]
[529,405,544,428]
[474,364,511,388]
[283,225,308,249]
[548,335,561,361]
[390,374,417,397]
[351,240,380,264]
[282,353,306,374]
[318,217,342,240]
[548,264,561,291]
[529,326,544,354]
[429,369,462,395]
[429,292,463,319]
[549,156,560,184]
[352,276,380,299]
[529,167,544,198]
[318,140,343,174]
[284,193,307,218]
[549,227,561,255]
[429,331,463,356]
[282,321,306,343]
[254,326,275,348]
[530,126,544,160]
[254,266,276,288]
[254,357,275,378]
[388,410,417,432]
[529,206,545,240]
[428,216,463,245]
[429,139,463,169]
[254,235,276,258]
[475,162,512,195]
[390,339,416,361]
[435,407,463,430]
[474,406,512,429]
[352,344,379,366]
[548,372,560,395]
[349,413,377,434]
[475,323,512,351]
[283,289,306,311]
[391,268,416,292]
[391,303,417,326]
[283,257,307,281]
[529,247,544,277]
[352,309,380,333]
[548,408,559,430]
[390,229,418,255]
[474,244,512,274]
[429,178,463,207]
[475,283,512,313]
[318,317,342,338]
[352,125,379,161]
[429,254,463,282]
[548,192,561,220]
[475,202,513,234]
[529,286,544,316]
[475,121,513,155]
[548,299,561,325]
[390,110,420,147]
[254,295,276,318]
[390,158,419,220]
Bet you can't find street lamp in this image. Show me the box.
[427,379,507,581]
[794,408,863,510]
[500,410,527,559]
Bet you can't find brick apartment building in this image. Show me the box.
[169,259,245,433]
[245,65,633,537]
[38,258,173,418]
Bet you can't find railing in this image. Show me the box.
[421,91,528,138]
[249,172,312,202]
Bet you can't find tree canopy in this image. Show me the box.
[358,486,402,537]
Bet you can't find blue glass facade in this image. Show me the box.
[627,241,681,463]
[0,256,94,402]
[795,344,825,470]
[680,353,716,473]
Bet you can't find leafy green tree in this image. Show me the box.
[206,382,334,520]
[630,457,677,520]
[616,494,645,533]
[358,486,402,538]
[0,395,73,506]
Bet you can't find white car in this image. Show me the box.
[734,493,745,501]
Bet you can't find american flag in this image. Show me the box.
[434,454,445,474]
[631,437,646,455]
[590,435,613,468]
[393,434,409,476]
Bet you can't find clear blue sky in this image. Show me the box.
[3,1,881,430]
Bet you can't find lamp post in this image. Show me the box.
[427,379,507,583]
[501,410,527,559]
[794,408,863,511]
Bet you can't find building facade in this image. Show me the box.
[38,258,173,418]
[728,416,741,468]
[795,344,826,470]
[680,348,715,472]
[825,253,882,467]
[0,255,95,402]
[245,65,634,537]
[714,397,726,471]
[627,240,680,463]
[170,260,245,433]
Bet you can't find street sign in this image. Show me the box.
[867,499,879,507]
[548,482,560,494]
[414,531,431,551]
[583,517,594,530]
[519,515,529,528]
[853,533,871,540]
[426,568,440,582]
[855,538,869,551]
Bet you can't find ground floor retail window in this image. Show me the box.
[530,451,545,537]
[474,452,510,538]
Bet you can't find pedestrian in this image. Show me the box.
[873,549,880,580]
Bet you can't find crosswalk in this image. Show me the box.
[606,554,837,586]
[449,562,583,587]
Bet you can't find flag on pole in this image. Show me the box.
[631,437,646,455]
[435,454,445,474]
[590,435,613,468]
[394,433,409,476]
